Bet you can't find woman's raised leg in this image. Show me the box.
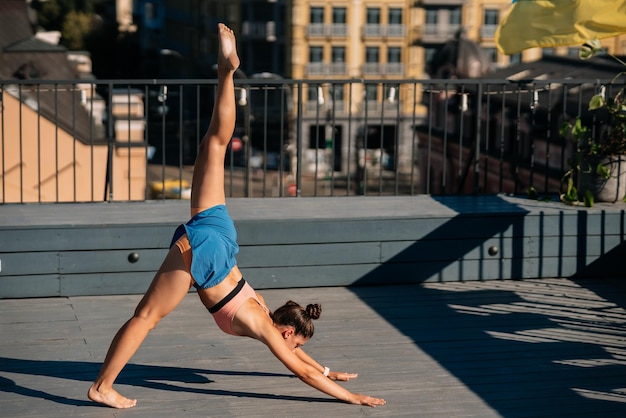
[190,23,240,216]
[87,246,193,408]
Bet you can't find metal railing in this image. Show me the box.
[0,77,614,203]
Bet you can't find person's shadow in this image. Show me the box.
[0,358,336,407]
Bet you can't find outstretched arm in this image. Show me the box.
[294,348,358,382]
[234,302,386,407]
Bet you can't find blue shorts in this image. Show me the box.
[170,205,239,289]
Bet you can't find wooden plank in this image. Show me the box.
[0,252,59,275]
[0,274,60,298]
[59,272,154,296]
[0,225,176,252]
[58,249,167,274]
[382,234,625,262]
[238,242,381,267]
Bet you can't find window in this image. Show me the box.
[484,9,498,25]
[331,84,344,101]
[309,46,323,62]
[389,8,402,24]
[366,7,380,24]
[366,46,379,63]
[449,8,461,24]
[332,46,345,62]
[509,53,521,65]
[310,7,324,23]
[424,47,437,65]
[365,84,378,101]
[307,85,319,102]
[387,47,401,63]
[425,9,438,24]
[542,47,555,56]
[332,7,346,24]
[567,47,579,57]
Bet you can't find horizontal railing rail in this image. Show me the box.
[0,77,615,203]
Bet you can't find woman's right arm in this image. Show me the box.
[234,302,386,407]
[263,325,385,407]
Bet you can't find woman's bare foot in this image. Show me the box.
[88,383,137,409]
[217,23,240,72]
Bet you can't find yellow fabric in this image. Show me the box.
[495,0,626,55]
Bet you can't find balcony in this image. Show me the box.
[241,21,276,41]
[362,24,407,39]
[306,23,348,38]
[420,23,462,43]
[481,24,498,40]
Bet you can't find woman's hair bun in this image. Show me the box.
[305,303,322,320]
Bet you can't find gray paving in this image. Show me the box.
[1,278,626,417]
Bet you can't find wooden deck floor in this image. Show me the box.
[1,278,625,417]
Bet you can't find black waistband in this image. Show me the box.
[208,278,246,314]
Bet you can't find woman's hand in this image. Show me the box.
[328,370,358,381]
[348,393,386,407]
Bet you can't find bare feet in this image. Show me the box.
[88,383,137,409]
[217,23,240,73]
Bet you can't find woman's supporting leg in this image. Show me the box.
[88,23,239,409]
[190,23,240,215]
[88,246,193,408]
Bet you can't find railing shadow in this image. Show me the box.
[349,195,626,416]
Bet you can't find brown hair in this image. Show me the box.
[271,300,321,338]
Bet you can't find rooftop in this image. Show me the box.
[1,277,625,417]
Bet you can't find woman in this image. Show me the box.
[87,24,385,409]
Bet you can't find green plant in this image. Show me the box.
[559,40,626,206]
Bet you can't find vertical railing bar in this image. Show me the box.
[498,84,506,193]
[262,85,268,197]
[73,83,77,202]
[426,82,433,194]
[560,84,568,192]
[37,84,42,202]
[457,84,466,193]
[18,84,24,203]
[473,82,483,194]
[160,84,167,200]
[483,83,491,193]
[544,84,552,194]
[144,84,150,201]
[179,84,184,200]
[529,85,537,190]
[227,83,234,197]
[378,82,385,195]
[54,83,59,202]
[106,83,114,201]
[513,84,522,194]
[410,82,417,195]
[295,81,303,197]
[127,85,132,200]
[91,83,96,202]
[442,83,449,193]
[394,83,400,195]
[314,83,320,196]
[244,83,252,197]
[1,82,5,203]
[346,82,353,195]
[278,84,286,197]
[362,82,369,196]
[329,83,336,196]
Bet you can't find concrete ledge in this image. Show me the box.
[1,195,624,298]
